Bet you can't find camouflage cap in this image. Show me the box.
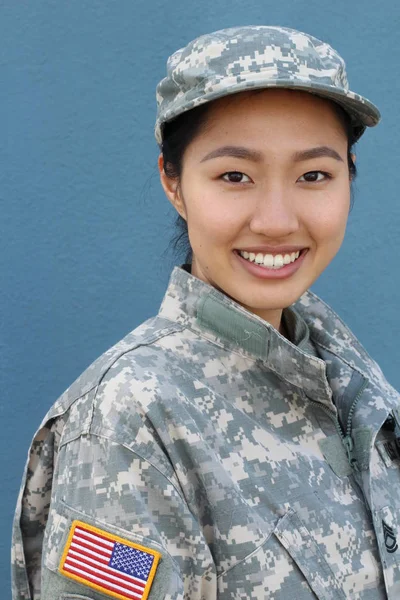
[155,25,380,145]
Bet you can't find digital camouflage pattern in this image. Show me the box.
[155,26,381,145]
[12,265,400,599]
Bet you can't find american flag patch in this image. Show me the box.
[59,520,161,600]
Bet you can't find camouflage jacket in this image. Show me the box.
[12,265,400,600]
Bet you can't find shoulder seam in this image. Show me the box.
[54,322,185,445]
[59,430,190,509]
[88,322,185,430]
[53,321,184,425]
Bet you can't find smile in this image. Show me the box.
[238,250,301,269]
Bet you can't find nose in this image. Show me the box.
[249,185,300,238]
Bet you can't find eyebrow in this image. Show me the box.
[200,145,263,163]
[292,146,344,163]
[200,144,344,164]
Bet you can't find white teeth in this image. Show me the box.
[255,253,264,264]
[239,249,302,268]
[274,255,284,268]
[263,254,274,268]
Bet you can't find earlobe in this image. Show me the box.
[158,154,187,220]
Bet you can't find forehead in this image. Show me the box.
[193,89,348,148]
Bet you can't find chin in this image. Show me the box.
[239,282,305,302]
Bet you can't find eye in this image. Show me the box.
[221,171,252,184]
[298,171,331,183]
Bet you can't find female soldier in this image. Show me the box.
[12,25,400,600]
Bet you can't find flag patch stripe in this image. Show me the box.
[59,520,162,600]
[75,529,114,549]
[73,535,113,555]
[69,544,110,563]
[76,526,115,547]
[71,538,112,558]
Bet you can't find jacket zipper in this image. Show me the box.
[309,377,369,471]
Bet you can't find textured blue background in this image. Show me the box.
[2,0,400,591]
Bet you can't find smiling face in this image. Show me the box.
[159,89,352,331]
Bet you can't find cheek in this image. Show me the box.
[309,188,350,242]
[187,192,246,243]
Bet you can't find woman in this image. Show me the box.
[12,25,400,600]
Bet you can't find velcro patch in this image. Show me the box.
[59,520,161,600]
[318,435,352,477]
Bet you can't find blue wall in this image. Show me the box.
[2,0,400,591]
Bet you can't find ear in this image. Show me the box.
[349,152,356,181]
[158,154,187,220]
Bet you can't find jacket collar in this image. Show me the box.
[159,265,332,407]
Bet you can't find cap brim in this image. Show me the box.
[156,78,380,144]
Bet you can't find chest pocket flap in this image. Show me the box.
[274,509,346,600]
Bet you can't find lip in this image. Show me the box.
[234,248,309,279]
[235,245,308,254]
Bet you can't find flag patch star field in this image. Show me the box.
[59,520,161,600]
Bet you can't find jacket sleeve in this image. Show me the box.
[37,432,217,600]
[12,418,65,600]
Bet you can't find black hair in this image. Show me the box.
[161,95,358,265]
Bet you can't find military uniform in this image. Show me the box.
[12,265,400,599]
